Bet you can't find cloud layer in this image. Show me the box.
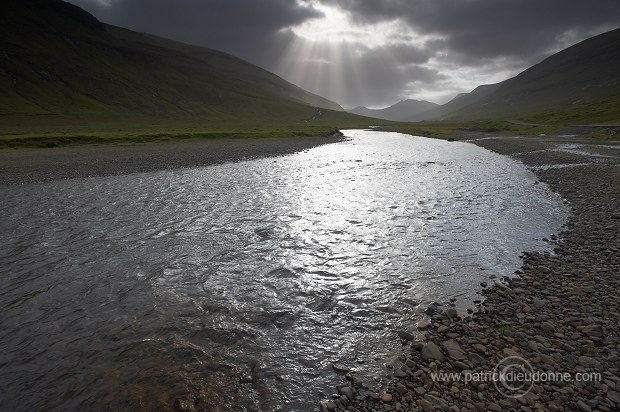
[68,0,620,108]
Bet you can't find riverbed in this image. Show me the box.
[0,130,568,411]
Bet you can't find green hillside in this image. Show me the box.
[446,28,620,124]
[0,0,353,128]
[413,82,502,122]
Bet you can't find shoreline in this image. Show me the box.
[323,134,619,411]
[0,133,345,185]
[1,129,618,410]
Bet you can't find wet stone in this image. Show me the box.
[422,342,445,362]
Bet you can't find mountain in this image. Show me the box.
[349,99,438,122]
[409,82,503,121]
[0,0,343,120]
[444,28,620,123]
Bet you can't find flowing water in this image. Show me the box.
[0,130,568,411]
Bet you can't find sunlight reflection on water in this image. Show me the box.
[0,130,568,411]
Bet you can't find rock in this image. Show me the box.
[397,330,415,341]
[414,387,426,396]
[577,399,592,412]
[426,302,443,315]
[542,322,555,332]
[499,398,518,408]
[338,386,354,400]
[454,361,469,370]
[503,347,522,357]
[323,400,337,411]
[437,325,449,333]
[331,363,350,373]
[488,403,502,412]
[394,383,408,396]
[394,369,407,378]
[469,353,485,364]
[578,356,598,368]
[174,399,195,412]
[382,393,393,403]
[445,308,458,319]
[417,320,432,330]
[607,390,620,403]
[425,394,448,408]
[540,266,552,274]
[422,341,445,361]
[581,325,603,338]
[419,399,434,412]
[442,340,466,361]
[473,343,486,353]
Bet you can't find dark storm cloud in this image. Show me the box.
[68,0,321,68]
[381,43,433,64]
[66,0,620,107]
[324,0,620,65]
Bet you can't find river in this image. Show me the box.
[0,130,569,411]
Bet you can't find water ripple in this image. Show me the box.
[0,130,568,411]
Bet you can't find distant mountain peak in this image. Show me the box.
[348,99,438,122]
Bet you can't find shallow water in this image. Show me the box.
[0,130,568,411]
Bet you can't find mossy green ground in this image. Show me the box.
[0,109,394,149]
[3,109,618,150]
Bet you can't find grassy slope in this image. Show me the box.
[445,28,620,125]
[413,82,503,122]
[0,0,343,116]
[0,0,391,148]
[0,110,389,149]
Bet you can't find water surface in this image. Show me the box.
[0,130,568,411]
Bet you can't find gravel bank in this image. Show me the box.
[323,136,620,412]
[0,134,344,185]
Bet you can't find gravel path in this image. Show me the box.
[323,136,620,412]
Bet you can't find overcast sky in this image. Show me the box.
[67,0,620,108]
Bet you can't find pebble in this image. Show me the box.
[542,321,555,332]
[322,140,620,412]
[422,342,445,362]
[382,393,393,403]
[442,340,466,361]
[577,400,592,412]
[473,343,486,353]
[338,386,354,400]
[417,320,432,330]
[488,403,502,412]
[397,330,415,341]
[580,325,603,337]
[419,399,434,412]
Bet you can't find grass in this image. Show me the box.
[0,109,391,149]
[3,1,618,150]
[499,323,512,334]
[386,120,563,140]
[4,108,618,150]
[0,128,338,149]
[520,93,620,126]
[0,1,395,150]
